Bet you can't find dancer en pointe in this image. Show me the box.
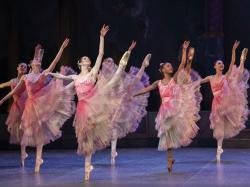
[94,40,150,165]
[103,53,151,165]
[200,40,249,162]
[134,41,201,174]
[0,38,74,173]
[0,62,28,167]
[48,25,111,181]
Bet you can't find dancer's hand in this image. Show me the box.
[44,71,51,76]
[128,40,137,51]
[61,38,70,49]
[233,40,240,50]
[0,100,3,106]
[183,41,190,49]
[100,24,109,37]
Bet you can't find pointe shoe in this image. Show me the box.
[35,158,43,173]
[84,164,94,181]
[142,54,152,68]
[216,148,224,162]
[111,151,118,166]
[167,158,175,174]
[21,153,28,167]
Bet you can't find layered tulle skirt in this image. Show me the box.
[73,87,114,156]
[6,94,26,144]
[20,80,75,147]
[97,65,150,140]
[156,71,201,150]
[210,66,249,139]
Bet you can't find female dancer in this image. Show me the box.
[200,41,249,162]
[48,25,111,181]
[0,38,74,173]
[0,62,28,166]
[98,52,151,165]
[134,41,201,173]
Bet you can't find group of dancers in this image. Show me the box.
[0,25,249,181]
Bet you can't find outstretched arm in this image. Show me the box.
[48,72,75,81]
[200,76,211,84]
[133,81,158,97]
[173,41,190,81]
[107,41,136,87]
[91,25,109,78]
[44,38,70,74]
[239,48,248,73]
[226,40,240,79]
[0,78,25,106]
[0,80,12,89]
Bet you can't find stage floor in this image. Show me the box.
[0,148,250,187]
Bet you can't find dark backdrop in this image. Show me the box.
[0,0,250,149]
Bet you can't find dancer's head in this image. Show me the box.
[159,62,173,75]
[214,60,224,72]
[17,62,28,75]
[77,56,91,71]
[60,65,76,76]
[31,44,44,72]
[101,57,116,74]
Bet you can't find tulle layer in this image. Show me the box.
[6,94,26,144]
[96,64,149,140]
[21,80,75,147]
[73,88,114,156]
[156,71,201,150]
[210,66,249,139]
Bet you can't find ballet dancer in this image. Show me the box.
[0,62,28,166]
[134,41,201,173]
[0,38,74,173]
[200,40,249,162]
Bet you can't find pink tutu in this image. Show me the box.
[156,74,201,151]
[73,76,114,156]
[210,66,249,139]
[20,73,75,147]
[6,79,27,144]
[96,63,149,139]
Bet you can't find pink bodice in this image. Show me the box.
[23,73,45,98]
[74,77,95,101]
[11,78,26,100]
[158,79,176,103]
[210,76,228,97]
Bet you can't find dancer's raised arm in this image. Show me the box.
[91,25,109,77]
[0,78,25,106]
[44,38,70,74]
[133,81,158,97]
[239,48,248,73]
[226,40,240,79]
[173,41,190,81]
[0,80,11,89]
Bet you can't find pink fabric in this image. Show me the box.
[6,79,27,144]
[97,63,149,140]
[73,76,113,156]
[155,76,201,151]
[20,73,75,147]
[209,66,249,139]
